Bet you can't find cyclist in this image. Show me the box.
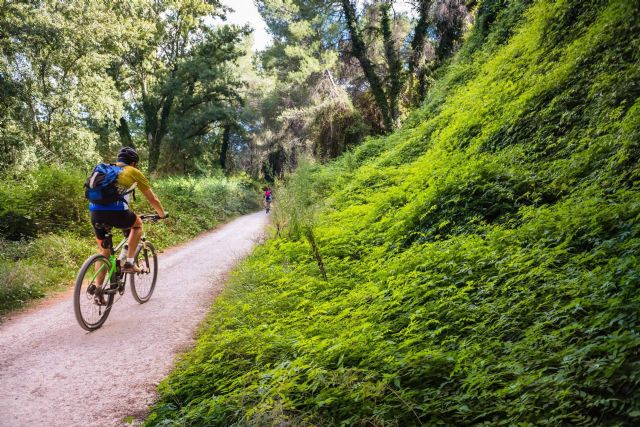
[264,187,273,211]
[90,147,166,301]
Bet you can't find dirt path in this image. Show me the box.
[0,212,268,427]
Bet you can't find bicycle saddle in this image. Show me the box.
[93,223,113,231]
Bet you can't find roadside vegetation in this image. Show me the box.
[0,168,259,314]
[1,1,265,315]
[146,0,640,425]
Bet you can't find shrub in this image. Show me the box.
[0,173,260,314]
[0,165,87,239]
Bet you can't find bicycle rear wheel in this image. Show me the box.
[74,254,114,331]
[130,242,158,303]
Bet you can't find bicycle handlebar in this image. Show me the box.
[140,212,169,222]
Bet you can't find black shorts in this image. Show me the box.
[90,210,137,240]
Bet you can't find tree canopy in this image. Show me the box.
[0,0,248,175]
[1,0,473,178]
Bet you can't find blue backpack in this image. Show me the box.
[84,163,124,205]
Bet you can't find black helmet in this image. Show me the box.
[117,147,139,165]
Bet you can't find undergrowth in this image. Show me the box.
[146,0,640,424]
[0,170,260,314]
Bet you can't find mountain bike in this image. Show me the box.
[73,214,166,331]
[265,197,272,214]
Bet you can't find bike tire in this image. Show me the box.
[130,242,158,303]
[74,254,114,331]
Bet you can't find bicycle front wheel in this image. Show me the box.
[130,242,158,303]
[74,254,114,331]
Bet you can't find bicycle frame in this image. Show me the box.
[88,235,128,285]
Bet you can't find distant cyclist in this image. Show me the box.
[264,187,273,213]
[88,147,166,286]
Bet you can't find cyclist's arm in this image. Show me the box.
[141,188,166,218]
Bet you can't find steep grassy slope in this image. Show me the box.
[147,0,640,425]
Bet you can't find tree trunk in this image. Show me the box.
[436,0,466,61]
[145,93,174,174]
[143,100,160,173]
[417,68,428,103]
[409,1,432,105]
[116,117,134,148]
[220,123,231,172]
[147,133,160,173]
[381,2,402,125]
[341,0,394,132]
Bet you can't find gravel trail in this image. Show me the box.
[0,212,268,427]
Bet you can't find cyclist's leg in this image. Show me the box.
[90,212,111,287]
[95,238,110,287]
[126,213,143,259]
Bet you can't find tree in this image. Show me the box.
[409,0,433,104]
[252,0,471,162]
[251,0,371,176]
[409,0,473,104]
[0,1,126,171]
[340,0,395,131]
[118,0,247,173]
[0,0,257,177]
[340,0,473,130]
[165,24,249,174]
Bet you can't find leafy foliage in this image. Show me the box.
[0,0,249,176]
[0,1,125,170]
[0,168,260,314]
[146,0,640,425]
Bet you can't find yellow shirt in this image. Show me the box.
[116,164,151,193]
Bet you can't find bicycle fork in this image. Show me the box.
[137,238,152,273]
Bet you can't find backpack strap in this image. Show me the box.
[89,171,100,188]
[122,182,137,196]
[119,182,137,206]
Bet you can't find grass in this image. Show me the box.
[146,0,640,425]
